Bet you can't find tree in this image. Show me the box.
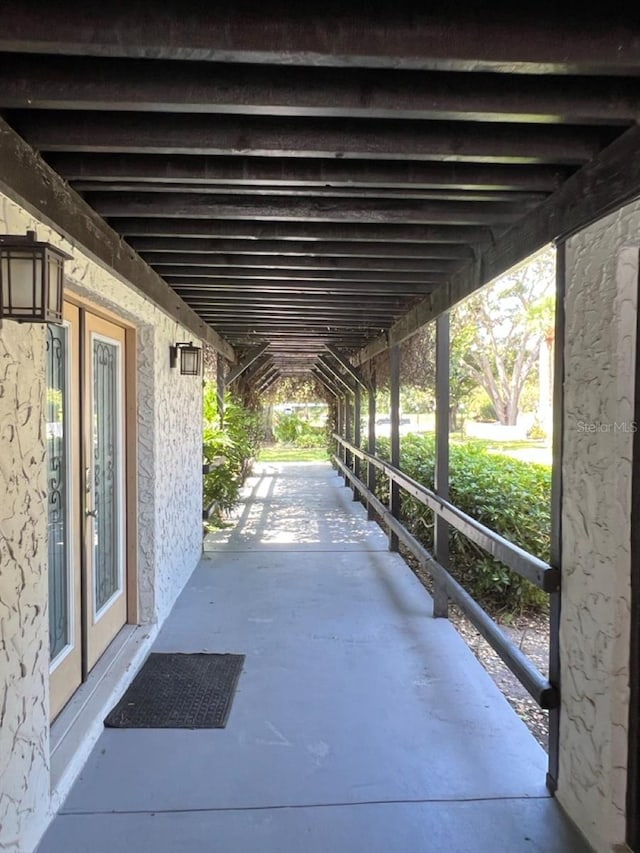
[452,247,555,425]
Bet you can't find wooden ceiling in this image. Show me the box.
[1,3,640,381]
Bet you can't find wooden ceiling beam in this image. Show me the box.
[87,192,535,225]
[159,266,445,283]
[12,112,608,165]
[47,153,566,191]
[1,55,637,124]
[1,5,637,76]
[71,182,549,204]
[109,218,496,244]
[144,252,461,273]
[171,282,435,296]
[127,238,475,259]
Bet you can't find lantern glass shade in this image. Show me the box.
[170,342,202,376]
[0,232,69,324]
[179,345,201,376]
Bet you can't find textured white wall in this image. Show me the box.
[0,321,50,853]
[559,200,640,852]
[0,192,203,850]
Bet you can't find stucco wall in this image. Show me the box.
[559,199,640,852]
[0,192,203,850]
[0,321,50,853]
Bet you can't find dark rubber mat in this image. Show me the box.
[104,652,245,729]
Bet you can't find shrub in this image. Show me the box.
[274,411,326,447]
[371,433,550,613]
[203,385,262,518]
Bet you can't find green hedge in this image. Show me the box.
[371,434,551,613]
[273,412,326,447]
[203,386,262,518]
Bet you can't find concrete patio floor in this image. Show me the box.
[38,462,588,852]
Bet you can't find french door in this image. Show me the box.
[47,303,129,719]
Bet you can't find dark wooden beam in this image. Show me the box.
[171,282,435,295]
[356,124,640,363]
[12,112,609,165]
[1,5,638,76]
[0,116,234,360]
[312,368,341,399]
[4,55,639,124]
[128,237,475,259]
[145,252,462,273]
[183,294,413,307]
[325,346,368,390]
[225,342,270,385]
[72,182,549,204]
[47,153,566,191]
[88,192,532,225]
[114,218,495,244]
[159,266,445,283]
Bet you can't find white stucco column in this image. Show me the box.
[558,199,640,852]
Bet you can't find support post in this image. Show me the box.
[353,385,362,500]
[337,395,344,465]
[216,355,226,427]
[434,313,450,618]
[389,345,401,551]
[547,239,565,793]
[344,391,353,484]
[367,369,377,521]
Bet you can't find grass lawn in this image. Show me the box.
[457,436,552,466]
[258,444,329,462]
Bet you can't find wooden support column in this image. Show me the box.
[367,369,377,521]
[344,391,353,485]
[216,356,226,427]
[353,385,362,500]
[336,395,344,465]
[389,345,401,552]
[434,313,450,618]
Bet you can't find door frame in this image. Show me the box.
[48,302,83,719]
[64,294,139,663]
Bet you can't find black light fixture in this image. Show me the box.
[0,230,71,324]
[170,341,202,376]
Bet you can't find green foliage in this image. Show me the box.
[273,411,326,447]
[527,417,547,441]
[371,433,550,613]
[259,445,329,462]
[203,384,262,518]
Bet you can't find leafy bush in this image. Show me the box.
[371,433,550,613]
[273,411,326,447]
[203,385,262,518]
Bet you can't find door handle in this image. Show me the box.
[85,508,97,518]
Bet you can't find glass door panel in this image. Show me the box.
[83,313,127,671]
[48,302,81,720]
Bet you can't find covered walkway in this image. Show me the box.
[38,462,586,852]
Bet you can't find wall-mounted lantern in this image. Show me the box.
[0,231,71,324]
[170,341,202,376]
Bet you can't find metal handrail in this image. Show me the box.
[331,435,558,710]
[333,434,558,592]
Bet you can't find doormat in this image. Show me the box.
[104,652,245,729]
